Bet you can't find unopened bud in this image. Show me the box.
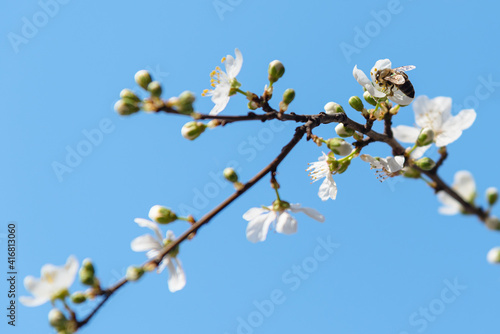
[70,292,87,304]
[114,99,140,116]
[223,168,239,183]
[149,205,177,224]
[326,138,353,156]
[79,258,96,286]
[248,101,259,110]
[335,123,354,138]
[337,159,351,174]
[486,187,498,206]
[126,266,145,281]
[181,121,206,140]
[403,167,421,179]
[486,216,500,231]
[363,91,377,106]
[49,308,67,330]
[268,60,285,83]
[487,247,500,264]
[324,102,344,115]
[348,96,364,112]
[353,132,364,141]
[134,70,152,90]
[417,128,435,146]
[176,91,196,114]
[147,81,162,97]
[120,89,141,103]
[415,157,436,171]
[282,89,295,105]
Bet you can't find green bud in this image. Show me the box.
[181,121,206,140]
[114,99,140,116]
[126,266,145,281]
[282,89,295,105]
[326,138,353,156]
[335,123,354,138]
[403,167,421,179]
[417,128,435,147]
[70,292,87,304]
[486,187,498,206]
[120,89,141,103]
[486,216,500,231]
[223,167,239,183]
[324,102,344,115]
[268,60,285,83]
[363,91,377,106]
[147,81,162,97]
[134,70,152,90]
[487,247,500,264]
[176,91,196,114]
[337,159,351,174]
[49,308,67,330]
[149,205,177,224]
[415,157,436,171]
[248,101,259,110]
[348,96,364,112]
[79,258,96,286]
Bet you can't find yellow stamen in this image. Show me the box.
[221,57,226,63]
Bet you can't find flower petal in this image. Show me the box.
[245,211,275,243]
[167,258,186,292]
[275,212,297,235]
[243,207,267,221]
[225,48,243,78]
[414,96,451,129]
[318,175,337,201]
[290,204,326,222]
[387,90,414,106]
[19,295,47,307]
[353,65,385,98]
[392,125,421,143]
[453,170,476,200]
[131,234,162,252]
[134,218,163,243]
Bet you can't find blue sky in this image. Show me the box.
[2,0,500,333]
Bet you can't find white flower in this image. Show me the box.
[20,256,79,307]
[392,96,476,158]
[243,204,325,243]
[437,170,476,215]
[306,152,337,201]
[131,218,186,292]
[360,154,405,179]
[202,48,243,115]
[353,59,414,106]
[487,247,500,264]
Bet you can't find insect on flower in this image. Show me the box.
[373,65,416,99]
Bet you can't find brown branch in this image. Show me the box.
[75,122,312,330]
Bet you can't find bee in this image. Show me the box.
[374,65,415,99]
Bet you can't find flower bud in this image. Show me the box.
[120,89,141,103]
[348,96,364,112]
[126,266,145,281]
[176,91,196,114]
[282,89,295,105]
[324,102,344,115]
[70,292,87,304]
[248,101,259,110]
[149,205,177,224]
[337,159,351,174]
[363,91,378,106]
[134,70,153,90]
[417,128,435,147]
[487,247,500,264]
[181,121,206,140]
[415,157,436,171]
[486,216,500,231]
[326,138,353,156]
[335,123,354,138]
[223,167,239,183]
[486,187,498,206]
[79,259,96,286]
[268,60,285,83]
[353,132,364,141]
[207,120,221,128]
[49,308,67,330]
[403,167,421,179]
[114,99,140,116]
[147,81,162,97]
